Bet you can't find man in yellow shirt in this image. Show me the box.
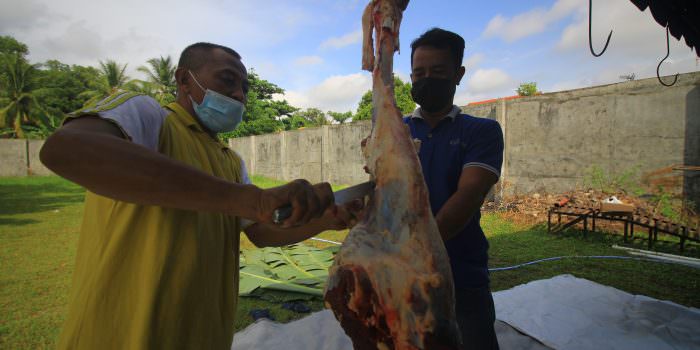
[41,42,356,349]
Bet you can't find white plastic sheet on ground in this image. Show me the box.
[494,274,700,350]
[232,274,700,350]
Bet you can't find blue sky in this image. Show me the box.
[2,0,698,113]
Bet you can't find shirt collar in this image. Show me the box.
[410,105,461,120]
[166,102,230,151]
[167,102,202,130]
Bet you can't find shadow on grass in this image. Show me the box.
[0,218,40,225]
[0,180,85,220]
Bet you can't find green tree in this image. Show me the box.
[223,118,285,139]
[0,54,48,138]
[34,60,100,118]
[217,68,302,139]
[283,114,309,130]
[0,36,28,56]
[516,82,538,96]
[353,76,415,121]
[244,70,297,121]
[99,60,130,94]
[295,107,328,126]
[137,56,176,104]
[0,36,28,80]
[328,111,352,124]
[77,60,133,108]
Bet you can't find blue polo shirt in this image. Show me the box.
[404,106,504,288]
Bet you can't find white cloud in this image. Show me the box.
[0,0,54,32]
[294,55,324,66]
[454,89,488,106]
[1,0,312,80]
[556,0,692,57]
[463,53,485,70]
[394,69,411,84]
[546,0,700,90]
[483,0,584,42]
[276,73,371,112]
[465,68,515,94]
[319,29,362,50]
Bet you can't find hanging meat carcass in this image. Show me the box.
[323,1,462,349]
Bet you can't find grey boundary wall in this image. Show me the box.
[229,72,699,204]
[0,139,52,176]
[1,72,698,204]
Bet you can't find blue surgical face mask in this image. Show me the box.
[188,71,245,133]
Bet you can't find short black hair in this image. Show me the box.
[410,28,465,69]
[177,42,241,71]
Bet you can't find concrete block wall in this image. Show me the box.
[28,140,53,176]
[3,72,698,205]
[499,73,696,199]
[324,122,372,185]
[0,139,28,177]
[229,122,372,186]
[253,133,283,181]
[0,139,54,176]
[229,72,699,204]
[284,128,324,183]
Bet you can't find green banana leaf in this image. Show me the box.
[238,243,337,299]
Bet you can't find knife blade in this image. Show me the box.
[272,181,374,224]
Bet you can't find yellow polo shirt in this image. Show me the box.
[58,92,243,349]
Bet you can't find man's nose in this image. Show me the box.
[230,89,246,104]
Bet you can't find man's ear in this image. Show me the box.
[174,67,190,95]
[455,66,466,86]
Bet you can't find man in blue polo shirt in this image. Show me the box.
[404,28,504,349]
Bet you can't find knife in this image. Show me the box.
[272,181,375,224]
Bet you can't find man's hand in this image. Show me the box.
[244,197,366,247]
[323,198,366,230]
[255,180,334,228]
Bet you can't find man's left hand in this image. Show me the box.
[323,198,366,230]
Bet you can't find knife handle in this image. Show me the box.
[272,205,293,224]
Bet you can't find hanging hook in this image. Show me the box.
[589,0,612,57]
[657,26,678,87]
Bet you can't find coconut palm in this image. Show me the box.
[138,56,176,104]
[77,60,132,109]
[0,54,48,138]
[99,60,130,94]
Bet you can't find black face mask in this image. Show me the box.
[410,77,456,113]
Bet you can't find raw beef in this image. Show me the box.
[324,1,462,349]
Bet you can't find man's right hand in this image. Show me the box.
[255,179,334,228]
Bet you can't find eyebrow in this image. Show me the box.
[218,68,240,77]
[430,64,448,69]
[216,68,250,93]
[412,63,448,71]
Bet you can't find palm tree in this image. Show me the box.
[99,60,130,94]
[137,56,176,104]
[78,60,131,109]
[0,54,48,138]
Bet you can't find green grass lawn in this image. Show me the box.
[1,176,699,349]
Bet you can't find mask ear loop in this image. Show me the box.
[188,70,207,93]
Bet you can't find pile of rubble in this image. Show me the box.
[484,189,698,229]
